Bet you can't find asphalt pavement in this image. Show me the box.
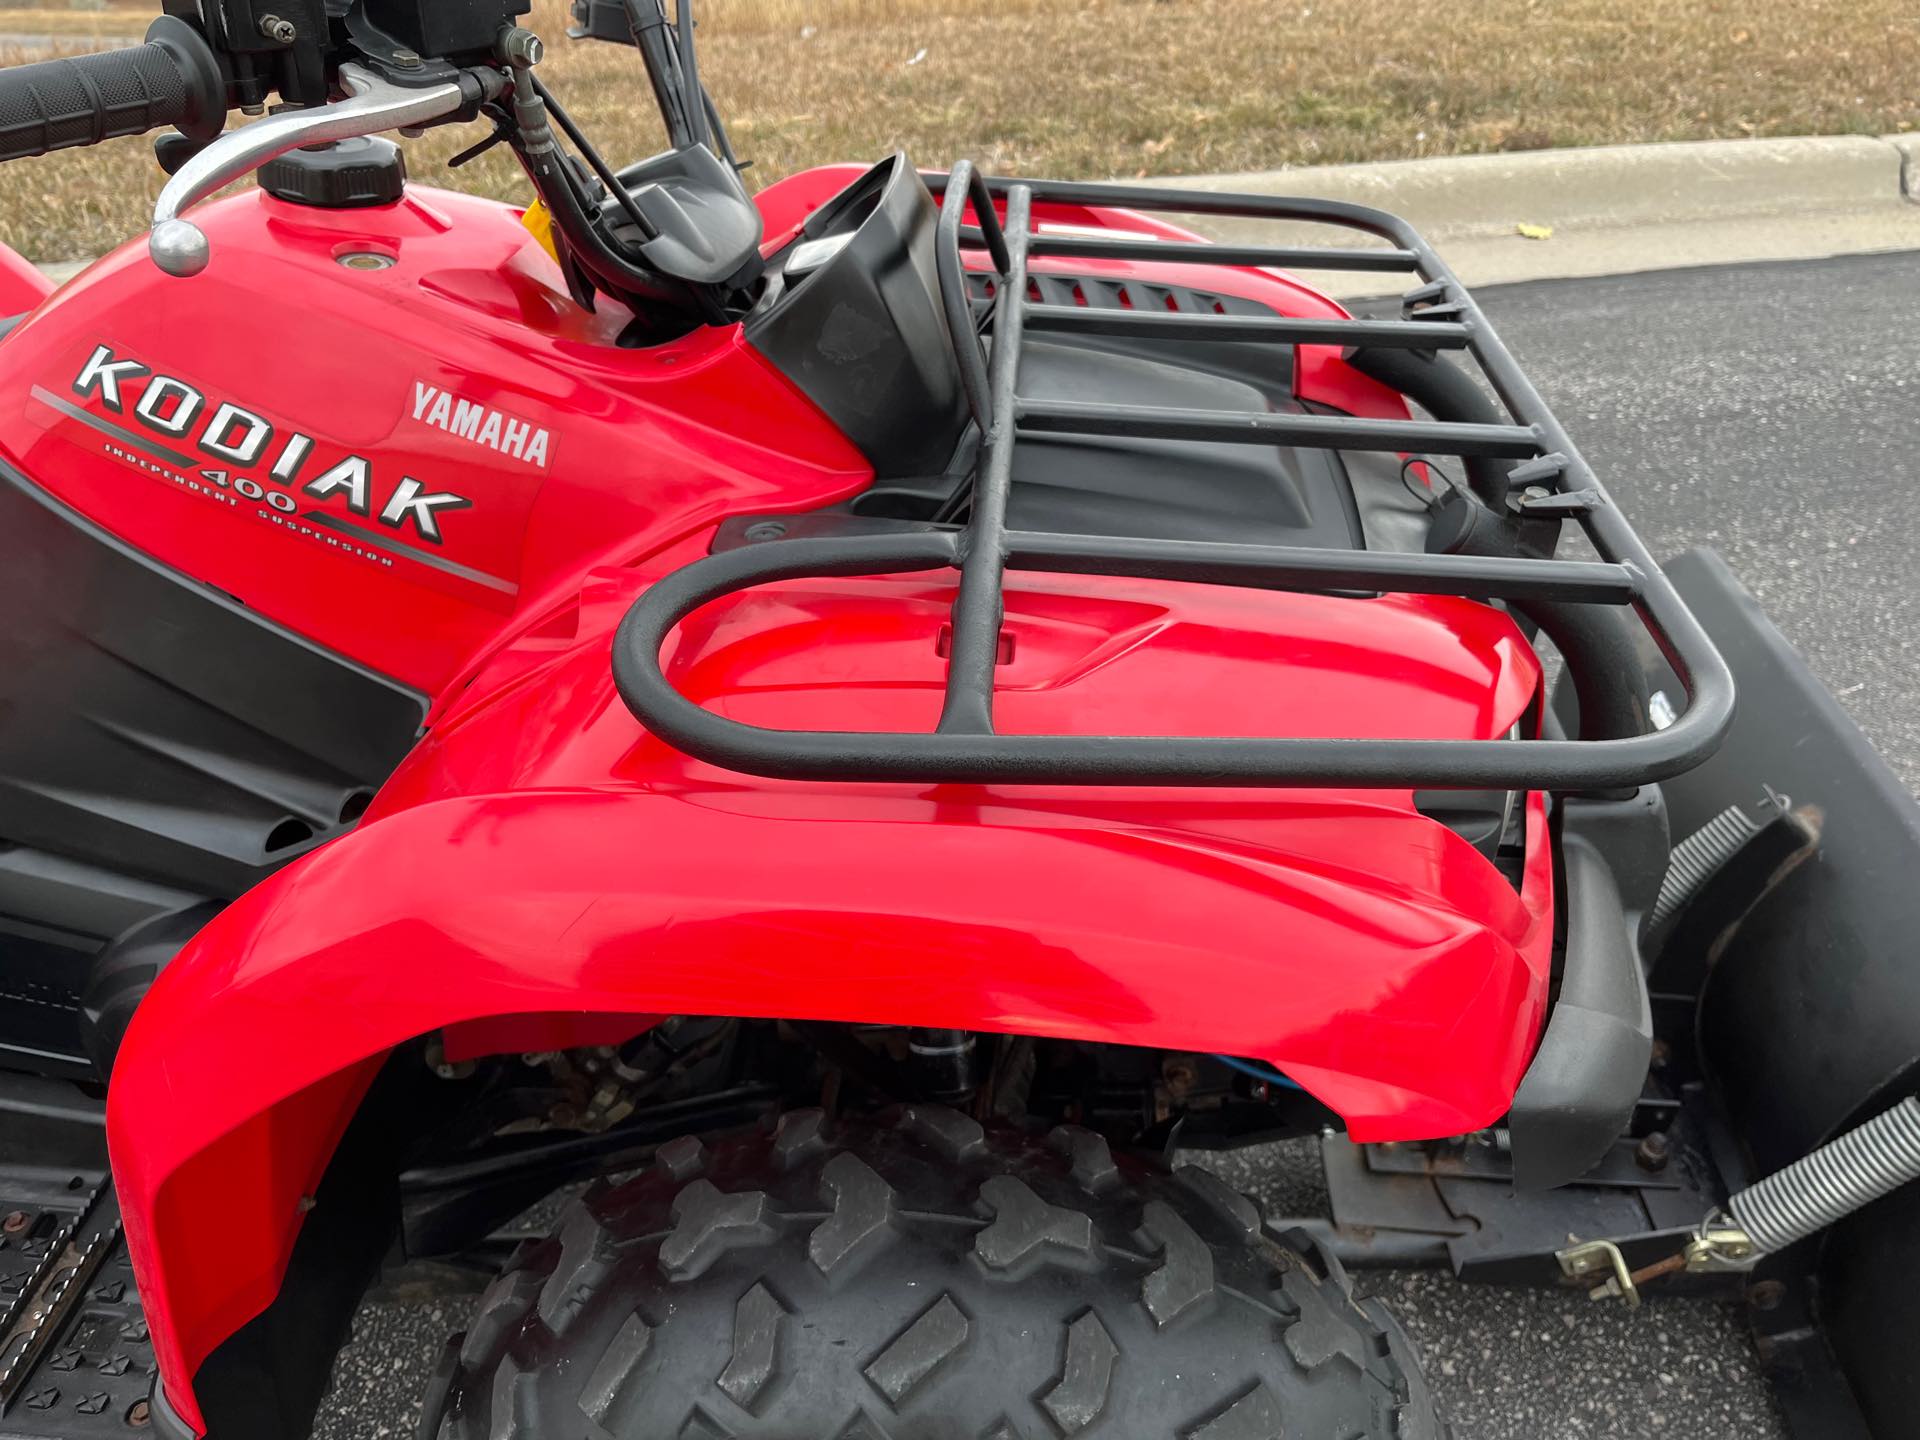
[314,249,1920,1439]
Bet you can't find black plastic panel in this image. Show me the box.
[1003,274,1361,547]
[840,268,1405,551]
[1657,549,1920,1169]
[745,155,970,478]
[1654,549,1920,1440]
[1506,795,1660,1190]
[0,466,426,1073]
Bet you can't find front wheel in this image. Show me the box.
[435,1106,1443,1439]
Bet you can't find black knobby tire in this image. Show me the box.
[437,1107,1443,1439]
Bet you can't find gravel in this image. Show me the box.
[314,1298,461,1440]
[316,249,1920,1438]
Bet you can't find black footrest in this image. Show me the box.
[0,1124,155,1437]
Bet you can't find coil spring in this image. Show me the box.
[1729,1094,1920,1253]
[1649,802,1761,931]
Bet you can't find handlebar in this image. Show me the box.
[0,17,222,164]
[0,1,723,310]
[0,12,496,278]
[149,63,475,277]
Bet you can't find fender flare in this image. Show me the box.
[109,784,1550,1430]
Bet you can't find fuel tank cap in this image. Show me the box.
[261,136,407,209]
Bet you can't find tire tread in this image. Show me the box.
[439,1107,1440,1440]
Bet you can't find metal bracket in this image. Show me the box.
[1684,1217,1759,1274]
[1557,1237,1642,1306]
[1556,1217,1757,1311]
[1516,487,1605,518]
[149,64,468,277]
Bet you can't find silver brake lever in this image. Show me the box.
[150,63,467,277]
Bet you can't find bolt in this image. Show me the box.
[127,1399,151,1428]
[1161,1057,1198,1101]
[1635,1130,1671,1172]
[1748,1278,1787,1313]
[743,521,788,543]
[258,13,296,43]
[2,1210,27,1234]
[499,27,545,68]
[391,47,421,68]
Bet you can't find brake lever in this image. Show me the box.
[149,63,470,277]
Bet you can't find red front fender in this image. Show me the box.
[111,779,1549,1431]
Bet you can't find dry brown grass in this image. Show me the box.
[0,0,1915,262]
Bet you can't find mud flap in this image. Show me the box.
[1654,548,1920,1440]
[1506,820,1655,1191]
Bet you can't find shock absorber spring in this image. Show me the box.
[1728,1094,1920,1253]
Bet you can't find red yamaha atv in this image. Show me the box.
[3,3,1920,1438]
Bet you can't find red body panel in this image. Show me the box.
[0,187,871,693]
[1,170,1556,1430]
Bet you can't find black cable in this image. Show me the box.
[623,0,696,149]
[675,0,710,147]
[508,124,691,320]
[1399,454,1465,511]
[446,109,514,169]
[530,72,658,242]
[702,86,741,169]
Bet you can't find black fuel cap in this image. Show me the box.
[261,136,407,209]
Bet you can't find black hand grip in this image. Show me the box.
[0,15,223,164]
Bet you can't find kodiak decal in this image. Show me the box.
[69,343,474,544]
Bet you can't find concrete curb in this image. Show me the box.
[1155,134,1918,241]
[1135,134,1920,294]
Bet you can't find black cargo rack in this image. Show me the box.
[612,163,1735,791]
